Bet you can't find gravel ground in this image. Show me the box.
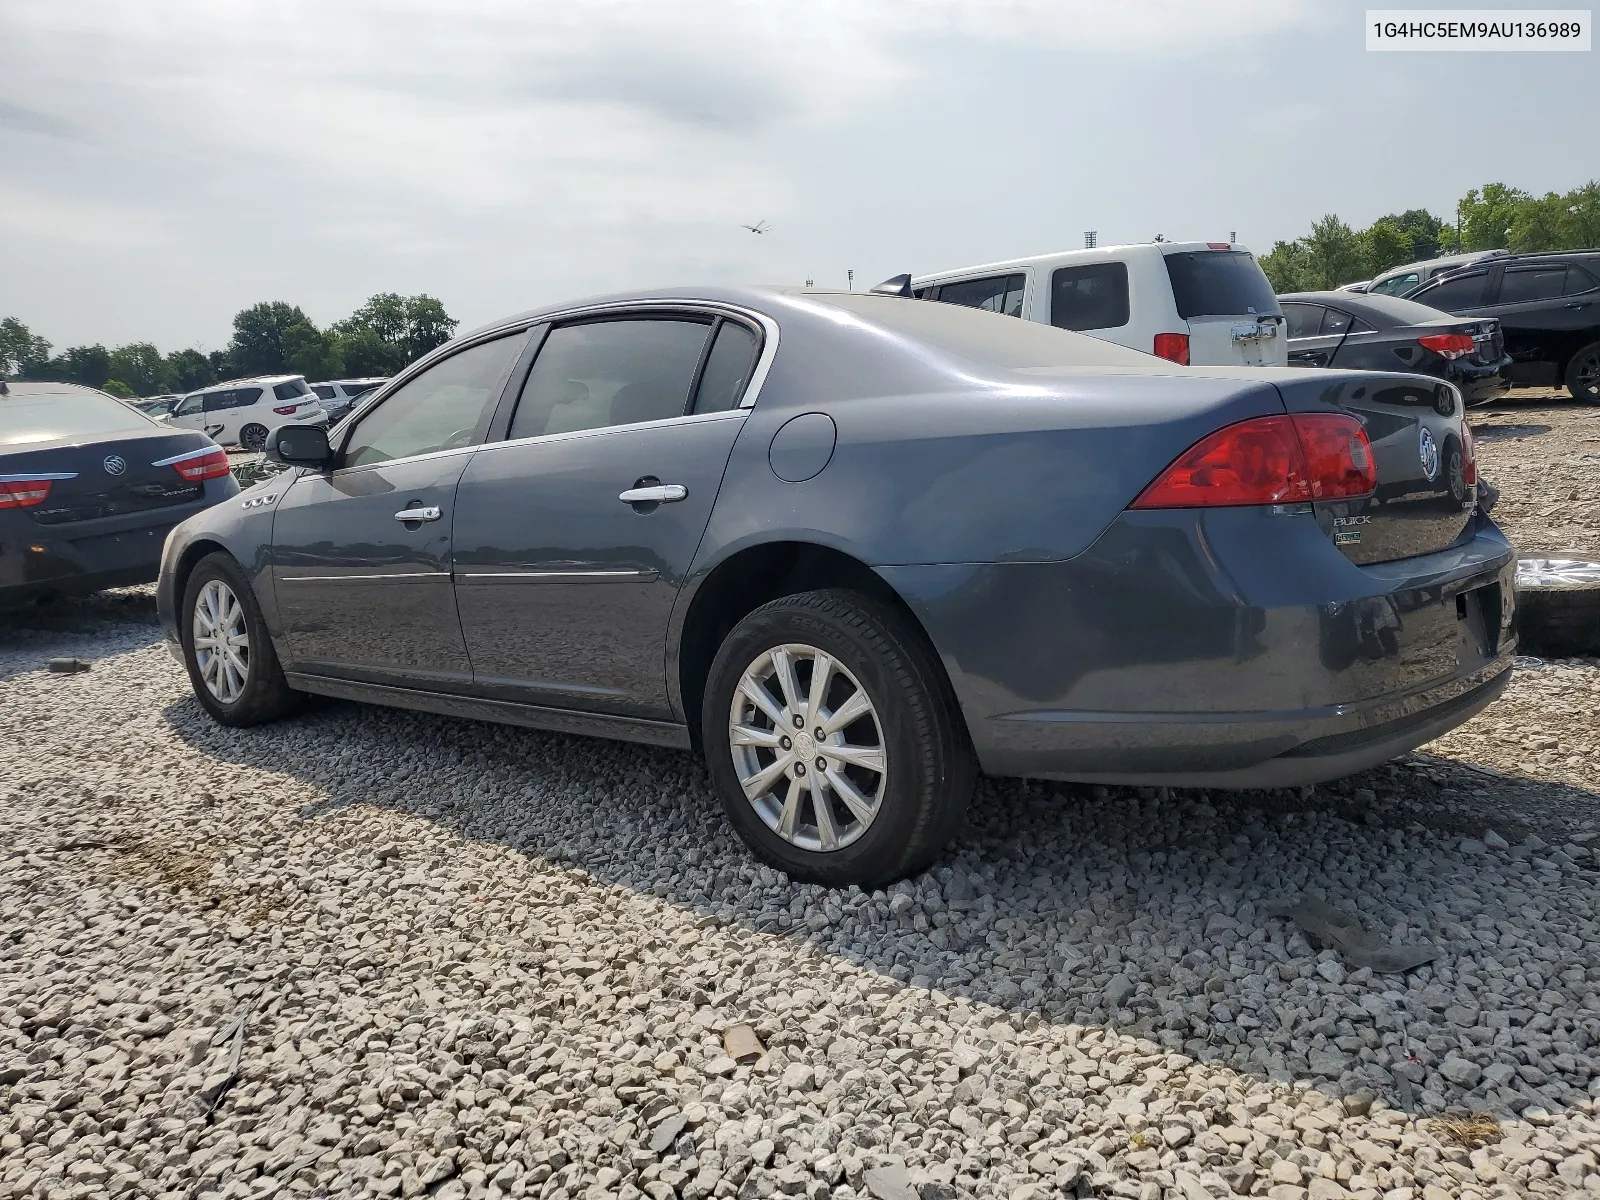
[3,396,1599,1200]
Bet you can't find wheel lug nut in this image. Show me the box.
[793,714,804,729]
[814,728,824,739]
[780,736,792,751]
[816,757,827,770]
[794,762,806,776]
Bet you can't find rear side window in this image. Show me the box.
[1322,308,1354,336]
[312,385,336,399]
[0,394,148,446]
[1568,266,1600,295]
[934,274,1026,317]
[205,388,260,411]
[1499,266,1569,305]
[693,321,761,413]
[1418,271,1487,310]
[273,381,308,401]
[1049,263,1128,331]
[1164,250,1280,319]
[509,318,712,440]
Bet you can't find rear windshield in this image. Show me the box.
[274,380,310,400]
[819,293,1159,369]
[0,394,150,447]
[1164,250,1281,320]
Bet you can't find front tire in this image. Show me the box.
[239,423,269,451]
[702,589,974,888]
[1565,341,1600,403]
[181,552,301,726]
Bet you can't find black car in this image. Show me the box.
[1279,291,1512,406]
[157,287,1513,887]
[1,381,239,605]
[1407,250,1600,401]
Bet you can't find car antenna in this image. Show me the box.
[870,273,914,297]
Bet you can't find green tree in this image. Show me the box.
[1381,209,1448,261]
[164,348,216,392]
[106,343,173,396]
[336,326,403,377]
[1458,183,1533,251]
[1361,219,1414,276]
[334,293,458,373]
[400,295,457,360]
[284,323,343,381]
[44,345,112,389]
[1303,215,1369,290]
[228,302,319,376]
[1259,239,1316,293]
[1561,180,1600,249]
[0,317,52,378]
[102,379,136,398]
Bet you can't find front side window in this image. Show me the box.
[344,333,525,468]
[693,321,761,413]
[1498,266,1569,305]
[1050,263,1129,331]
[1369,272,1419,297]
[1417,270,1487,310]
[935,274,1025,317]
[1281,303,1323,339]
[175,393,205,417]
[508,318,712,440]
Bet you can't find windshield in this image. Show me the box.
[0,393,152,446]
[816,293,1159,369]
[1165,250,1281,319]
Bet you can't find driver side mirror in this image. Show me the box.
[264,424,333,468]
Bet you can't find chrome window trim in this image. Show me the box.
[491,300,779,411]
[474,408,745,460]
[0,471,78,482]
[323,442,482,477]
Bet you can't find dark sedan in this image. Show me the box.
[1,381,239,605]
[1279,291,1512,406]
[157,287,1514,887]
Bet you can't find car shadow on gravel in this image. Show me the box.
[0,586,161,683]
[162,691,1600,1118]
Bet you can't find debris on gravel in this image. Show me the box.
[3,412,1599,1199]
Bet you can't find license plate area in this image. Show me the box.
[1456,583,1501,657]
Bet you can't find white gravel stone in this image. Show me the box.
[2,585,1599,1200]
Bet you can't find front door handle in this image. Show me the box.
[618,484,687,504]
[394,505,442,523]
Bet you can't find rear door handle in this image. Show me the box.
[394,505,442,522]
[618,484,687,504]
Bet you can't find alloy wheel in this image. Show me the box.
[192,578,250,703]
[1575,349,1600,400]
[728,643,887,852]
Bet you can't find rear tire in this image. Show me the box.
[702,589,974,888]
[1565,341,1600,403]
[239,423,269,451]
[181,552,301,726]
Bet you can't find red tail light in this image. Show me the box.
[1417,332,1474,360]
[273,404,302,415]
[0,479,56,509]
[1131,413,1376,509]
[1153,333,1190,365]
[165,447,232,481]
[1462,422,1477,486]
[1207,242,1232,250]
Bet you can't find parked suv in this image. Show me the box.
[1360,249,1510,298]
[1408,250,1600,400]
[310,377,388,423]
[905,241,1286,367]
[165,376,328,450]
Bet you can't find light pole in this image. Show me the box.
[847,270,854,291]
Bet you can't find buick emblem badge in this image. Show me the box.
[102,454,127,476]
[1417,427,1439,482]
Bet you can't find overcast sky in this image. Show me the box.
[2,0,1596,352]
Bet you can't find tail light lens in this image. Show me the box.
[1417,332,1474,359]
[168,447,232,482]
[1462,422,1477,487]
[0,479,56,509]
[1131,413,1376,509]
[273,404,302,415]
[1153,333,1190,365]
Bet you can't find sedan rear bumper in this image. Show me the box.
[1452,355,1513,407]
[0,479,239,606]
[881,507,1516,789]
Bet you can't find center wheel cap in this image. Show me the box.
[794,731,816,757]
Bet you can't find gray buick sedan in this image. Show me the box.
[157,286,1515,887]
